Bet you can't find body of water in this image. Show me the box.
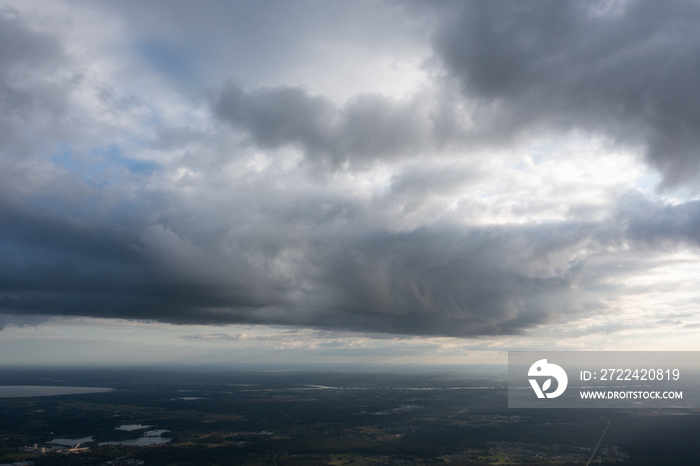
[0,386,112,398]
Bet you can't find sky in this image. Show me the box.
[2,0,700,366]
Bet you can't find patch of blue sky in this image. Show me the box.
[92,144,158,175]
[135,39,198,86]
[51,144,80,172]
[631,171,700,205]
[51,143,158,182]
[634,172,662,195]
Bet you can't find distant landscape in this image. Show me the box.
[1,366,699,465]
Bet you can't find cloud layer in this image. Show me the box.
[2,0,700,338]
[434,0,700,187]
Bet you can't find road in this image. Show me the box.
[586,420,611,465]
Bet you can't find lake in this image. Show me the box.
[0,385,112,398]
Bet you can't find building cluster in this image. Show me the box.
[19,442,90,455]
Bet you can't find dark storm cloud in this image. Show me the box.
[0,202,274,324]
[0,188,610,336]
[2,152,699,337]
[433,0,700,186]
[18,181,700,338]
[286,223,600,336]
[213,82,431,170]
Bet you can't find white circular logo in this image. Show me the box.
[528,359,568,399]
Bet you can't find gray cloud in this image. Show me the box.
[0,6,66,108]
[289,223,600,336]
[433,0,700,187]
[211,0,700,187]
[212,82,432,170]
[0,6,80,212]
[3,184,683,337]
[621,197,700,247]
[0,198,287,324]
